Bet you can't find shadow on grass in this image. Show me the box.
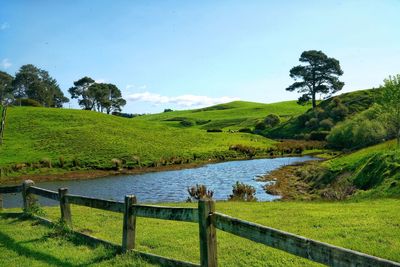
[0,212,118,266]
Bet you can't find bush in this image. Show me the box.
[305,118,319,130]
[229,144,256,158]
[228,181,257,201]
[163,108,173,112]
[319,118,334,130]
[254,122,266,131]
[264,114,280,127]
[16,98,41,107]
[327,106,387,149]
[238,128,252,133]
[309,131,329,141]
[206,129,222,132]
[187,184,214,202]
[330,104,349,121]
[180,120,194,127]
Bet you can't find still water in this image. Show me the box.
[2,156,314,208]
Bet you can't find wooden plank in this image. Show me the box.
[122,195,137,252]
[132,204,198,223]
[131,250,200,267]
[29,186,59,201]
[0,185,22,194]
[198,199,217,267]
[59,188,72,226]
[66,194,124,213]
[214,212,400,267]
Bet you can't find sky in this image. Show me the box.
[1,0,400,114]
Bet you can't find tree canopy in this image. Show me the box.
[286,50,344,109]
[12,64,69,107]
[0,71,14,105]
[69,78,126,114]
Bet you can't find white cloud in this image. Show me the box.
[95,78,106,83]
[0,22,9,30]
[1,58,12,69]
[126,91,240,108]
[125,84,147,91]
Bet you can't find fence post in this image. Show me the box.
[59,188,72,227]
[0,193,3,210]
[198,199,217,267]
[22,180,35,212]
[122,195,137,252]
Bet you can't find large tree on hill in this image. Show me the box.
[0,71,14,105]
[86,83,126,114]
[286,50,344,109]
[68,76,95,110]
[13,64,69,107]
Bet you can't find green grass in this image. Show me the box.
[1,199,400,266]
[0,106,278,177]
[136,100,310,130]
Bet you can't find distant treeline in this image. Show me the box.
[0,65,126,114]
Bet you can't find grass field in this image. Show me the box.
[136,100,310,130]
[1,199,399,266]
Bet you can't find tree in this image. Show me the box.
[0,71,14,105]
[68,76,95,110]
[286,50,344,109]
[379,74,400,147]
[86,83,126,113]
[13,64,68,107]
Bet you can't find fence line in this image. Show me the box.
[0,180,399,267]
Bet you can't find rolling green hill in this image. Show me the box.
[266,89,380,139]
[0,104,292,179]
[136,100,310,130]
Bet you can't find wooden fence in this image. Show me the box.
[0,180,399,267]
[0,105,7,145]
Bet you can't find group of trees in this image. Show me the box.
[0,64,126,114]
[69,77,126,114]
[0,65,68,107]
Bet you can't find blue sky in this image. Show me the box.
[1,0,399,113]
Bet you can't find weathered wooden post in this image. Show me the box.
[0,193,3,210]
[22,180,35,212]
[122,195,137,252]
[198,199,218,267]
[59,188,72,227]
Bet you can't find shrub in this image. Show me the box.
[319,118,334,130]
[254,122,266,130]
[206,129,222,132]
[327,106,387,149]
[330,104,349,121]
[229,144,256,158]
[238,128,252,133]
[163,108,173,112]
[309,131,329,141]
[40,158,52,168]
[180,120,194,127]
[187,184,214,202]
[264,114,280,127]
[111,158,122,170]
[305,118,319,129]
[59,156,65,168]
[228,181,257,201]
[17,98,41,107]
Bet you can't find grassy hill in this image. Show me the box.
[1,199,399,266]
[266,89,380,139]
[136,100,310,130]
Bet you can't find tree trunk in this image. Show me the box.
[312,93,316,109]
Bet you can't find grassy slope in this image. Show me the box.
[323,140,400,198]
[2,199,400,266]
[136,100,310,130]
[0,106,276,168]
[266,89,378,139]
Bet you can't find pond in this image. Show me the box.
[2,156,315,208]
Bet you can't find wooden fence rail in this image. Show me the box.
[0,180,399,267]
